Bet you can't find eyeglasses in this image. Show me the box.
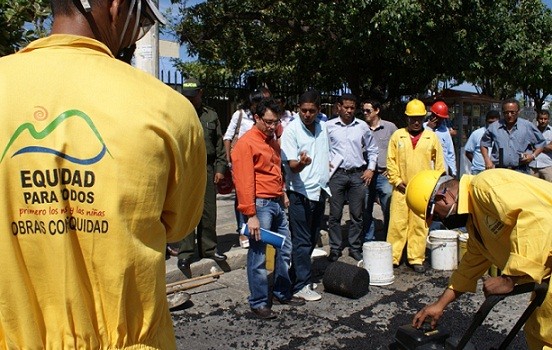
[426,187,447,222]
[261,118,280,127]
[362,109,374,114]
[502,110,519,115]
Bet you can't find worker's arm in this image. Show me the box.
[412,288,464,329]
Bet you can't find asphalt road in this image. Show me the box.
[167,193,531,350]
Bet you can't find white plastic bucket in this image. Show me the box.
[427,230,458,270]
[357,241,394,286]
[458,232,469,264]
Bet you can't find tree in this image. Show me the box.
[172,0,552,105]
[457,0,552,110]
[0,0,50,57]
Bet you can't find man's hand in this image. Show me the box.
[214,172,224,184]
[247,215,261,241]
[396,182,407,194]
[483,276,515,297]
[282,192,290,208]
[299,151,312,166]
[361,169,374,186]
[412,289,459,329]
[519,153,535,165]
[484,159,495,170]
[412,303,445,329]
[426,117,438,130]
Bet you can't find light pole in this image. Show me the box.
[134,3,161,78]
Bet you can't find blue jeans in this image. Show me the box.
[363,172,393,242]
[328,169,366,253]
[288,191,326,294]
[234,197,246,232]
[247,198,293,309]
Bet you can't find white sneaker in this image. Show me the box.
[239,235,249,248]
[294,285,321,301]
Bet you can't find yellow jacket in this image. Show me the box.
[386,128,445,186]
[450,169,552,348]
[0,35,206,349]
[450,169,552,290]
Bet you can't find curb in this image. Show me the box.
[165,230,330,284]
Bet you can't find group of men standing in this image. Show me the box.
[173,82,551,328]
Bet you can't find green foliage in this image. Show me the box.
[0,0,51,56]
[172,0,551,104]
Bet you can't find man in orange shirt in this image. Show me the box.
[232,98,304,319]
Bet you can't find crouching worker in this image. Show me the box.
[406,169,552,349]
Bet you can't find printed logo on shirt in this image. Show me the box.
[484,215,504,235]
[4,107,111,236]
[1,108,111,164]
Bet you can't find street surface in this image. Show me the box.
[167,193,530,349]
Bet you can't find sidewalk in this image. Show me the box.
[165,192,384,284]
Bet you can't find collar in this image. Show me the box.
[335,117,359,126]
[369,118,382,131]
[456,175,474,215]
[498,119,519,130]
[20,34,115,58]
[251,125,273,142]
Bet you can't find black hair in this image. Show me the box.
[362,98,381,111]
[538,109,550,117]
[502,98,521,110]
[486,110,500,119]
[249,89,266,105]
[298,90,321,107]
[338,93,357,105]
[255,98,282,119]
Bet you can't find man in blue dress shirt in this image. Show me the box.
[326,94,378,262]
[481,99,545,173]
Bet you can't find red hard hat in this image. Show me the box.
[430,101,449,118]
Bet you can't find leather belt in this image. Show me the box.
[338,166,366,174]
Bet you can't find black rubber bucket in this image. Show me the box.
[322,261,370,299]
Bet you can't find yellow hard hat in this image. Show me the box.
[406,170,451,222]
[405,99,427,117]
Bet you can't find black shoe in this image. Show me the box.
[273,296,306,306]
[251,306,277,319]
[327,250,342,262]
[177,258,191,270]
[349,250,363,261]
[412,264,426,273]
[204,252,227,262]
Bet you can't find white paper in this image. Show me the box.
[329,153,344,178]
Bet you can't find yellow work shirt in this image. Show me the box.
[450,169,552,348]
[0,35,206,349]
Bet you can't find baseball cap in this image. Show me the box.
[182,78,202,97]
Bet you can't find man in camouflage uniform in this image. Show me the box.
[176,78,228,272]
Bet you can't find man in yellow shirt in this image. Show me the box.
[0,0,206,349]
[407,169,552,349]
[386,99,445,273]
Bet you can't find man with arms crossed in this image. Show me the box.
[281,90,330,302]
[0,0,206,348]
